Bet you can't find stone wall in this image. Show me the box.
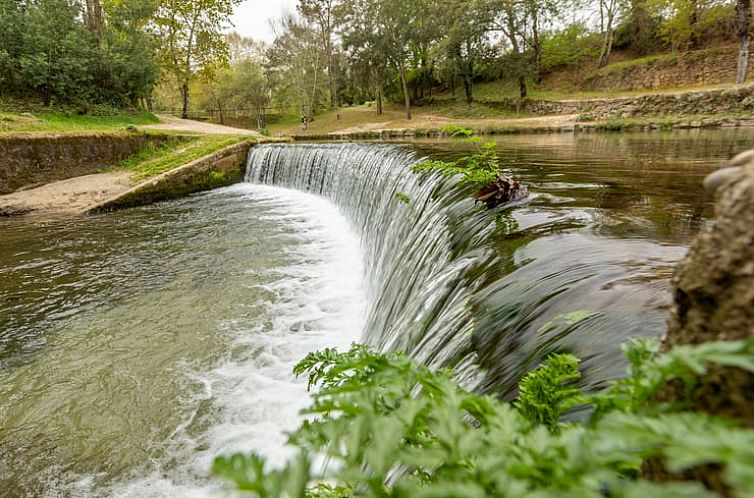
[91,141,252,212]
[582,46,749,91]
[0,132,169,194]
[483,85,754,119]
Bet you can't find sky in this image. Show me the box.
[229,0,299,43]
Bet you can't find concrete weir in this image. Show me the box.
[90,141,253,212]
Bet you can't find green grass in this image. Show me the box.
[111,134,252,182]
[465,80,658,102]
[0,109,159,133]
[598,53,675,74]
[459,75,738,103]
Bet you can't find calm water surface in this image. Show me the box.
[1,129,753,496]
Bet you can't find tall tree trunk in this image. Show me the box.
[630,0,652,55]
[399,62,412,120]
[598,31,614,68]
[598,0,615,68]
[736,0,752,84]
[463,75,473,104]
[505,11,527,100]
[598,27,614,68]
[531,10,542,84]
[518,76,528,99]
[181,81,189,119]
[463,52,473,104]
[689,0,700,49]
[85,0,104,45]
[327,42,337,109]
[376,84,383,115]
[217,100,224,125]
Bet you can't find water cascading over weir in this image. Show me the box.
[244,143,665,397]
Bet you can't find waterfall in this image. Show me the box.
[245,143,490,387]
[244,143,678,397]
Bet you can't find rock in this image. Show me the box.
[703,166,742,193]
[661,148,754,427]
[474,173,528,209]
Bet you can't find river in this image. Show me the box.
[1,129,753,496]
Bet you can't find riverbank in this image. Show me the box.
[291,114,754,141]
[270,84,754,139]
[0,116,274,216]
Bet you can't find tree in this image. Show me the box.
[198,53,271,129]
[437,0,495,104]
[100,0,159,106]
[154,0,240,118]
[84,0,105,44]
[487,0,531,99]
[520,0,560,84]
[298,0,340,109]
[18,0,97,105]
[268,13,328,122]
[338,0,392,114]
[736,0,752,83]
[598,0,623,67]
[340,0,432,120]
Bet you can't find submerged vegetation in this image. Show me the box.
[214,338,754,498]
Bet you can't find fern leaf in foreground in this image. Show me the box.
[214,338,754,498]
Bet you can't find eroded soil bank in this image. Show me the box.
[0,132,169,194]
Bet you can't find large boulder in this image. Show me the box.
[661,149,754,426]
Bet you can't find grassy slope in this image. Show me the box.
[109,134,253,182]
[0,109,252,182]
[467,79,737,102]
[0,110,160,133]
[267,102,539,136]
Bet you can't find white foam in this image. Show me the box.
[103,184,366,497]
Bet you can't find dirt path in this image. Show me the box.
[332,114,579,135]
[0,172,132,216]
[141,115,261,136]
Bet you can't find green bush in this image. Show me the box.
[410,140,501,189]
[441,124,474,138]
[213,338,754,498]
[0,0,157,107]
[540,23,601,73]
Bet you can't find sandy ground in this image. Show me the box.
[0,171,132,216]
[141,115,261,136]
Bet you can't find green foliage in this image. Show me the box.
[410,141,501,189]
[111,134,251,181]
[213,338,754,498]
[440,124,474,138]
[540,23,601,72]
[395,192,411,204]
[515,353,584,432]
[197,55,272,130]
[0,0,158,107]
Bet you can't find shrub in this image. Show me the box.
[410,140,501,189]
[213,338,754,498]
